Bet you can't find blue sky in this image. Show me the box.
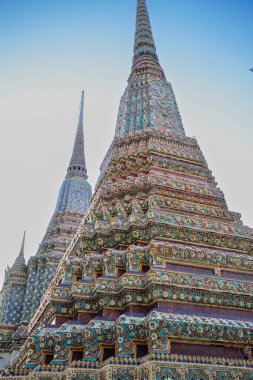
[0,0,252,283]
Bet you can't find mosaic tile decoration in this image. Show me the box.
[1,0,253,379]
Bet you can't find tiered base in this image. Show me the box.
[2,355,253,380]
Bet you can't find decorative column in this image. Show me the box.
[43,257,59,293]
[21,257,38,324]
[0,269,12,323]
[31,258,46,315]
[0,233,27,325]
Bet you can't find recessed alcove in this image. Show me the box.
[102,345,116,361]
[71,350,84,362]
[102,308,122,318]
[222,270,253,282]
[55,315,73,324]
[141,263,150,273]
[165,262,213,276]
[43,353,54,365]
[170,342,245,360]
[156,301,253,321]
[95,271,103,279]
[77,312,93,323]
[135,342,149,358]
[117,265,126,277]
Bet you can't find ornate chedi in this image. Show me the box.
[1,0,253,379]
[20,91,92,325]
[0,233,27,370]
[0,92,92,371]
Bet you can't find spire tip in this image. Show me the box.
[130,0,163,78]
[19,231,26,257]
[66,91,87,179]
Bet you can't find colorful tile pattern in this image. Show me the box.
[1,0,253,379]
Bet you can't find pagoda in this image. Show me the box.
[2,0,253,379]
[0,233,27,370]
[0,92,92,371]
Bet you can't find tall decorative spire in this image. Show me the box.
[12,232,26,269]
[55,91,92,212]
[18,231,25,258]
[67,91,87,179]
[131,0,164,79]
[115,0,184,137]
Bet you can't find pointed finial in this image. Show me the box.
[78,90,84,127]
[130,0,164,78]
[11,232,26,270]
[19,231,26,258]
[66,91,88,179]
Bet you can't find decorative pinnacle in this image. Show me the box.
[67,91,88,179]
[131,0,163,76]
[11,231,26,269]
[19,231,26,258]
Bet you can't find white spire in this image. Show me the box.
[67,91,88,179]
[12,232,26,270]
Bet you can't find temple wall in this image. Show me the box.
[31,259,46,314]
[10,349,21,366]
[42,261,58,294]
[21,259,37,324]
[2,284,26,325]
[0,285,11,323]
[0,352,11,371]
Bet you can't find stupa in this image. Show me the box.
[1,1,253,379]
[0,92,92,371]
